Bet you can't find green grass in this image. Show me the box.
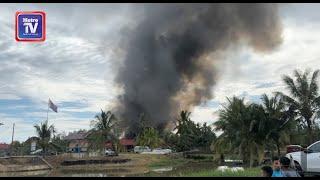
[181,167,261,177]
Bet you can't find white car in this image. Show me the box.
[141,148,172,155]
[105,149,116,156]
[286,140,320,175]
[134,146,151,153]
[30,149,43,155]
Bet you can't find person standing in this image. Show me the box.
[261,166,273,177]
[280,156,300,177]
[272,156,284,177]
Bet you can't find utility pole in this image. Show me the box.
[11,123,15,156]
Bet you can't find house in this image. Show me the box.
[0,143,10,157]
[25,136,40,152]
[64,131,89,153]
[105,138,135,152]
[120,138,135,152]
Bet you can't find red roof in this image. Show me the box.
[0,143,10,150]
[120,138,134,146]
[104,138,134,147]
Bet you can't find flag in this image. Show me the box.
[48,99,58,113]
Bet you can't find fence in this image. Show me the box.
[0,156,52,172]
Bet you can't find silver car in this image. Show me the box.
[134,146,151,153]
[105,149,116,156]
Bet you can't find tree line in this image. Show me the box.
[10,68,320,166]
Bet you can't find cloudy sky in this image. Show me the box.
[0,3,320,143]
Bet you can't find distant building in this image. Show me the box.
[105,138,135,152]
[64,131,89,153]
[120,138,135,152]
[24,136,40,153]
[0,143,10,157]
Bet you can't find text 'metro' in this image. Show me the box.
[15,11,46,42]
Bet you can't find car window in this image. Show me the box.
[308,142,320,152]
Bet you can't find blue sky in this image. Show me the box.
[1,4,320,143]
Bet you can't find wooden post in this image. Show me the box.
[10,123,15,156]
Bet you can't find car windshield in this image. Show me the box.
[308,141,320,152]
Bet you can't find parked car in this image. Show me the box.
[134,146,151,153]
[105,149,116,156]
[30,149,43,155]
[30,149,57,155]
[286,140,320,176]
[287,145,303,153]
[141,148,172,155]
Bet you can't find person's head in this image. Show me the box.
[280,156,291,170]
[261,166,273,177]
[272,156,281,171]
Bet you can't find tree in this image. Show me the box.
[213,97,266,167]
[161,130,178,149]
[136,127,162,148]
[34,120,55,157]
[276,69,320,144]
[174,110,199,151]
[260,93,293,157]
[51,133,69,153]
[172,111,216,152]
[196,123,216,152]
[88,110,120,155]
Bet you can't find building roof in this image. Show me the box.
[0,143,10,150]
[64,131,89,140]
[120,138,134,146]
[104,138,134,147]
[69,140,88,148]
[25,136,39,143]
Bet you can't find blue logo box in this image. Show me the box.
[15,11,46,42]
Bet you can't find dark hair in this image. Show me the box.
[272,156,279,161]
[261,166,273,177]
[280,156,291,167]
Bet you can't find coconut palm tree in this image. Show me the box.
[276,69,320,144]
[34,120,55,157]
[260,93,293,157]
[174,110,199,151]
[88,110,120,155]
[214,97,266,167]
[136,127,162,149]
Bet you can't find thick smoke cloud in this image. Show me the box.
[114,3,282,135]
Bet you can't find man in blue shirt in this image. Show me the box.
[272,156,284,177]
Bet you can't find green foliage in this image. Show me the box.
[34,120,55,156]
[87,110,120,154]
[213,97,275,167]
[212,69,320,167]
[136,127,162,148]
[50,133,69,153]
[173,110,216,152]
[11,141,30,156]
[276,69,320,144]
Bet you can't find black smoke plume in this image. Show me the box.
[114,3,282,135]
